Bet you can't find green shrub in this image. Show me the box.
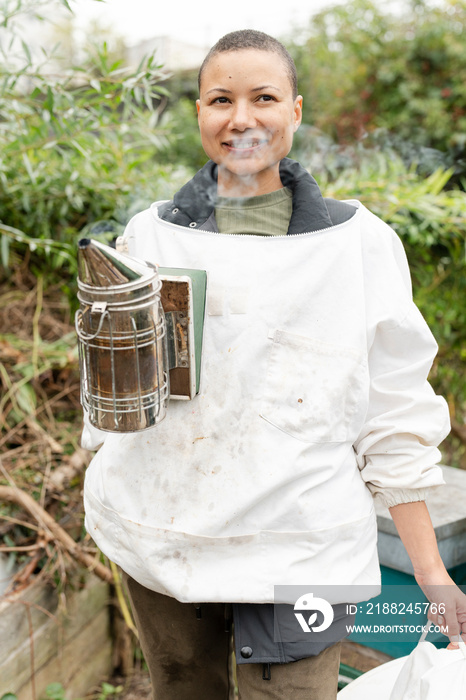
[0,0,191,283]
[288,0,466,175]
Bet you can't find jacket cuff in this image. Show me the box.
[367,485,435,509]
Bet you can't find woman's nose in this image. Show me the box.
[229,101,256,131]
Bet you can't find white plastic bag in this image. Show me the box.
[338,657,406,698]
[338,621,466,699]
[388,621,466,700]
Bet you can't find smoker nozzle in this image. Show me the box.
[77,237,155,288]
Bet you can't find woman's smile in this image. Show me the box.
[222,136,269,155]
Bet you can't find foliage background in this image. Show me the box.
[290,0,466,164]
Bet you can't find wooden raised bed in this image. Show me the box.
[0,572,113,700]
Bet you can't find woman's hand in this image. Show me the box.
[389,500,466,647]
[415,565,466,648]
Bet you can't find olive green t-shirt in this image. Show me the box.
[215,187,292,236]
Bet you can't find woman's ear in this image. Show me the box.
[293,96,303,132]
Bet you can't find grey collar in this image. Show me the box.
[158,158,335,235]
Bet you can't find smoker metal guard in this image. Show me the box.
[76,299,169,432]
[75,238,170,432]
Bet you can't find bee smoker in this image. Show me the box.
[75,238,169,432]
[75,238,206,433]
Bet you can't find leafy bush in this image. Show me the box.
[288,0,466,176]
[0,0,191,283]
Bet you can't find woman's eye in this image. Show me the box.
[212,96,230,104]
[258,94,275,102]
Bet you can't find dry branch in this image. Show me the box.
[48,446,91,491]
[0,485,113,584]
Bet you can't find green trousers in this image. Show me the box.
[124,573,341,700]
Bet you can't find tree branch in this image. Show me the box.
[0,485,113,584]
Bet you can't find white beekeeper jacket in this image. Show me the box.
[82,159,450,606]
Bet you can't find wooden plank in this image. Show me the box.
[0,575,109,688]
[13,607,112,700]
[0,578,58,664]
[0,572,106,662]
[0,574,112,697]
[66,643,113,700]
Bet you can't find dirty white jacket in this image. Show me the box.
[82,163,449,605]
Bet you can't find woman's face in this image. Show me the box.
[197,49,302,197]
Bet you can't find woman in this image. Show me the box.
[82,29,466,700]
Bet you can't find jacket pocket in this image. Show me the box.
[259,329,368,443]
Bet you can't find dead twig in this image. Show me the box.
[0,544,44,552]
[0,382,80,449]
[26,602,37,700]
[0,485,113,584]
[26,417,64,454]
[0,513,40,532]
[48,446,92,491]
[6,551,45,597]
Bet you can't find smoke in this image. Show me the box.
[216,169,265,200]
[291,125,455,182]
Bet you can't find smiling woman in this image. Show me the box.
[80,27,462,700]
[196,49,302,196]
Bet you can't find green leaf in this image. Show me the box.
[57,0,72,12]
[44,682,66,699]
[16,384,37,415]
[44,86,54,113]
[22,152,36,184]
[99,682,123,698]
[20,40,32,65]
[1,234,10,268]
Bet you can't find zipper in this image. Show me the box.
[151,201,361,240]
